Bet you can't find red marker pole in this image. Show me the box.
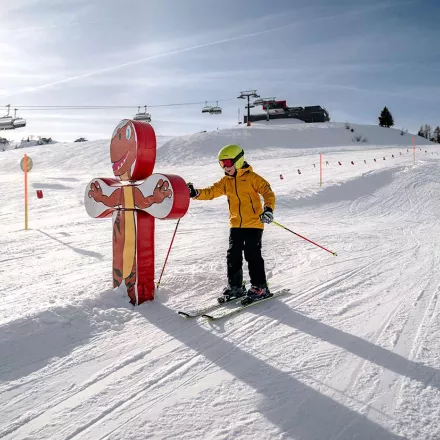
[273,221,337,256]
[24,154,29,230]
[157,218,181,288]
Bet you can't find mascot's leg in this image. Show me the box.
[126,266,137,305]
[125,212,155,305]
[134,211,155,304]
[112,211,124,288]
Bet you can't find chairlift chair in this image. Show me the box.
[209,107,222,115]
[201,101,211,113]
[0,117,15,130]
[209,101,222,115]
[133,105,151,122]
[0,106,26,130]
[0,105,13,130]
[12,118,26,128]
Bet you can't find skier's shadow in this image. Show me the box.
[142,303,405,440]
[255,299,440,391]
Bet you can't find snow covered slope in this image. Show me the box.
[0,122,439,440]
[158,120,434,165]
[0,134,172,154]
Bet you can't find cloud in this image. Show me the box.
[1,0,437,142]
[0,0,417,99]
[0,20,101,33]
[291,81,436,102]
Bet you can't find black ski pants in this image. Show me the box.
[227,228,267,288]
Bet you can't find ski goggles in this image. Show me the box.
[219,158,235,168]
[219,151,244,168]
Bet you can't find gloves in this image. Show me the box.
[260,206,274,224]
[187,182,199,198]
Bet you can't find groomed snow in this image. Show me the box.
[0,121,439,440]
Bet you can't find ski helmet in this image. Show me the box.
[218,144,245,169]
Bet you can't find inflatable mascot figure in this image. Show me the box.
[85,120,189,305]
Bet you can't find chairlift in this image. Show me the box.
[0,116,14,130]
[133,105,151,122]
[246,104,255,109]
[13,117,27,128]
[0,105,26,130]
[253,98,264,106]
[209,101,222,115]
[201,101,211,113]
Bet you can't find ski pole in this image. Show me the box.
[157,218,181,288]
[272,220,337,256]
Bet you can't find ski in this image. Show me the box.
[201,288,291,321]
[177,296,244,319]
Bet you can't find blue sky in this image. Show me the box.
[1,0,439,141]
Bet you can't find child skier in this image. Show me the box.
[187,144,275,303]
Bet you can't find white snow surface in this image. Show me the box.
[1,121,439,440]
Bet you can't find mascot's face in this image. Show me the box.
[110,120,137,180]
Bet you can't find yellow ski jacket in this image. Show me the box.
[195,164,275,229]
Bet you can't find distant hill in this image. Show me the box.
[157,120,434,165]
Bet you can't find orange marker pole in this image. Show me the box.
[24,154,28,230]
[320,153,322,187]
[412,136,415,165]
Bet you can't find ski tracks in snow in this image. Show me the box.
[1,152,440,439]
[0,320,218,439]
[318,163,440,438]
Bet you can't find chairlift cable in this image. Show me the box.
[8,98,235,111]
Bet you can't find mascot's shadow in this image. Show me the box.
[0,288,131,383]
[0,305,94,383]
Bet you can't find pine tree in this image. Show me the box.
[424,124,432,141]
[434,126,440,143]
[378,107,394,127]
[418,125,425,138]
